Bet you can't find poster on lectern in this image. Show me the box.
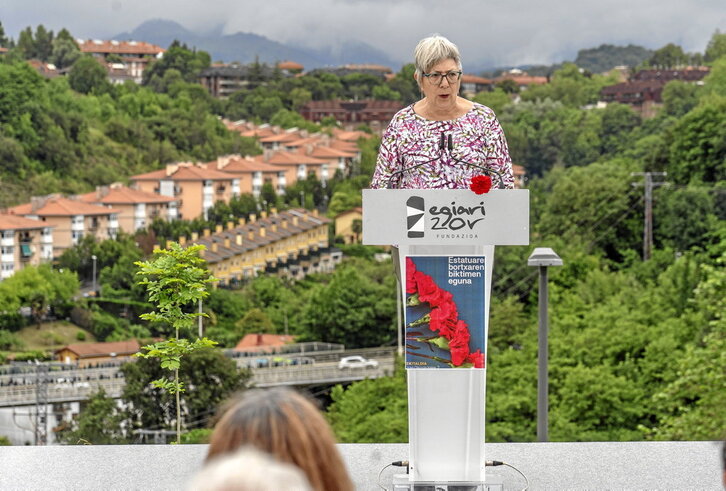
[404,255,486,369]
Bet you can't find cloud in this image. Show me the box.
[2,0,725,68]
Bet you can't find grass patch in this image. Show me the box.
[14,321,97,353]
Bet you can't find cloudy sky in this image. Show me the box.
[2,0,725,67]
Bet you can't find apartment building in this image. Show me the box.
[7,196,119,258]
[208,155,287,197]
[460,74,494,98]
[178,208,338,284]
[334,207,363,245]
[266,150,331,184]
[299,99,403,132]
[600,67,710,118]
[130,163,240,221]
[78,184,179,233]
[77,39,165,83]
[492,69,548,91]
[0,214,53,280]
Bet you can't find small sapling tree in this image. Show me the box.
[134,242,216,443]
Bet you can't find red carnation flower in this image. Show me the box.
[465,349,485,369]
[429,300,458,337]
[470,175,492,194]
[448,320,471,366]
[405,258,417,294]
[415,271,444,305]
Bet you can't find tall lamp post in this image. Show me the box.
[527,247,562,442]
[91,255,97,297]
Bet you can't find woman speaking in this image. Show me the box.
[371,34,514,190]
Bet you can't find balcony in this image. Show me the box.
[0,441,719,490]
[20,244,33,260]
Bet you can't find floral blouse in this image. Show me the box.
[370,103,514,189]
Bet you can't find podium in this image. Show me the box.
[362,188,529,487]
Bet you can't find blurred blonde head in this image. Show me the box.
[189,447,311,491]
[206,388,353,491]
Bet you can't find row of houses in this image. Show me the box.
[600,67,710,117]
[0,123,365,280]
[179,208,338,285]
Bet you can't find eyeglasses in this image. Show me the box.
[422,70,462,86]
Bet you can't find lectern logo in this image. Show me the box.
[406,196,425,238]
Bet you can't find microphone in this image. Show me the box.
[444,133,506,189]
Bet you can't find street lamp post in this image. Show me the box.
[91,255,97,297]
[527,247,563,442]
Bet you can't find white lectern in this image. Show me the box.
[362,188,529,488]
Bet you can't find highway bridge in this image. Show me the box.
[0,347,397,408]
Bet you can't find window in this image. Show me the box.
[1,231,13,239]
[1,263,14,272]
[1,246,13,255]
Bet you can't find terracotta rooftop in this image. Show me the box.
[258,132,303,144]
[234,333,296,352]
[78,185,177,205]
[461,74,493,84]
[130,164,238,182]
[493,74,548,85]
[267,151,329,166]
[277,60,304,71]
[308,146,356,158]
[9,196,121,217]
[77,39,164,56]
[0,214,48,231]
[331,129,372,141]
[285,136,324,148]
[211,155,286,173]
[56,340,140,358]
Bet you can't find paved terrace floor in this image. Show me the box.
[0,441,722,490]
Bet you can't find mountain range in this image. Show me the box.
[112,19,402,70]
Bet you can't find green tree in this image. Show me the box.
[234,308,275,339]
[667,95,726,184]
[327,361,408,442]
[649,43,689,69]
[51,37,81,69]
[60,388,128,444]
[142,41,211,88]
[496,79,520,94]
[387,63,419,105]
[121,348,249,437]
[473,88,512,115]
[289,87,312,110]
[4,265,79,327]
[704,30,726,63]
[301,260,396,347]
[33,25,54,62]
[661,80,701,117]
[15,27,36,59]
[371,84,401,100]
[134,242,217,443]
[0,21,8,48]
[68,56,110,95]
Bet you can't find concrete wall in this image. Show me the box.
[0,441,722,490]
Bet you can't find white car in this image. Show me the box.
[338,355,379,369]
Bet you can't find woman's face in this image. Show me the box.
[419,58,461,107]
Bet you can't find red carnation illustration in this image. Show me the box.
[405,258,484,368]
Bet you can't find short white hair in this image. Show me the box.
[187,447,312,491]
[413,34,462,82]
